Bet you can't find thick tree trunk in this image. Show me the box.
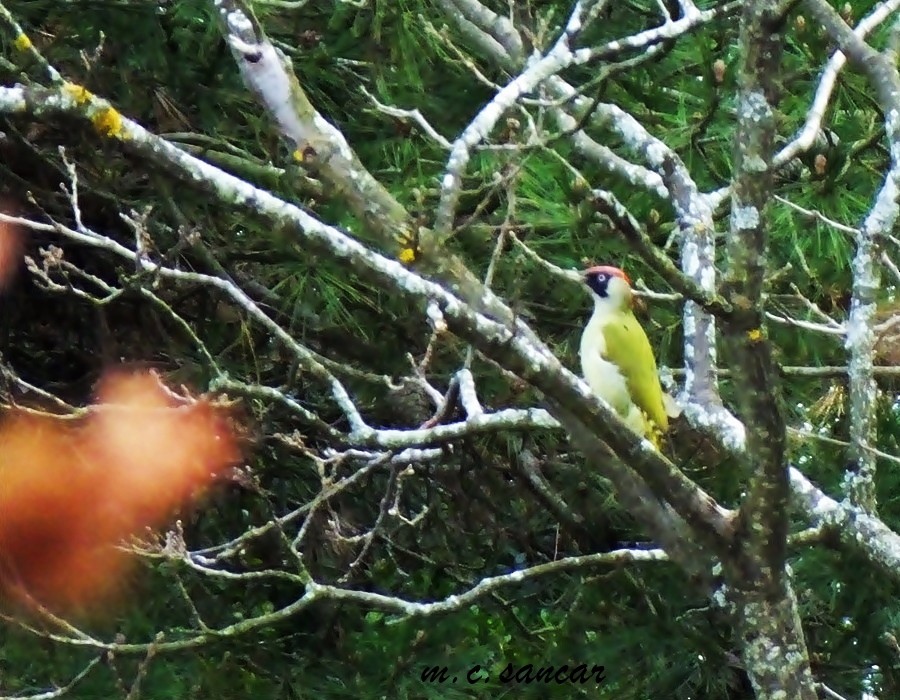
[733,577,818,699]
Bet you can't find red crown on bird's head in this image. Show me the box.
[583,265,632,285]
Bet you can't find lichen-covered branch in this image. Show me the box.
[802,0,900,511]
[722,2,814,697]
[843,182,894,510]
[776,0,900,167]
[728,575,816,700]
[445,0,525,66]
[790,467,900,575]
[724,0,788,584]
[210,0,542,348]
[800,0,900,109]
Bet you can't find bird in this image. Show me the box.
[578,265,671,448]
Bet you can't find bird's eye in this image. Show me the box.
[596,273,606,281]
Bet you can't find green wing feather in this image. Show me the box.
[600,312,668,431]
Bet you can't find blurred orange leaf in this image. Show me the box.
[0,370,240,615]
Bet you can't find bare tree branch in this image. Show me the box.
[0,656,102,700]
[776,0,900,166]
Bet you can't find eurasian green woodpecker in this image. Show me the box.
[579,265,669,447]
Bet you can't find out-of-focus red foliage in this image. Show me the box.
[0,209,23,290]
[0,371,240,615]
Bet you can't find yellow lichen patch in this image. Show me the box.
[747,328,763,342]
[62,82,93,105]
[398,247,417,264]
[13,34,32,51]
[92,107,125,138]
